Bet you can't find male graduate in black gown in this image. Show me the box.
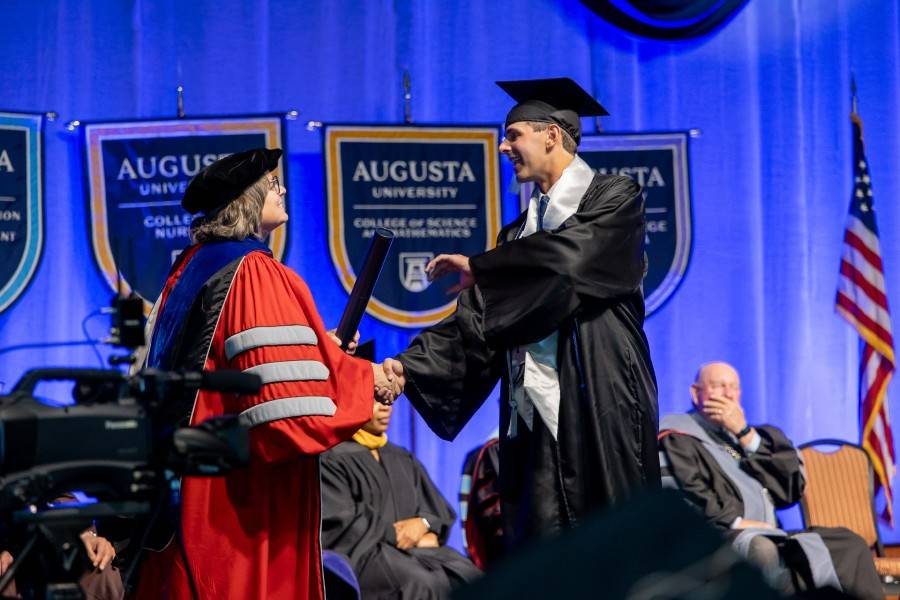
[660,361,882,599]
[320,399,480,599]
[382,78,659,552]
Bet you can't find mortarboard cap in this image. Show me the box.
[182,147,282,215]
[497,77,608,146]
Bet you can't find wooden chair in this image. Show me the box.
[798,439,900,595]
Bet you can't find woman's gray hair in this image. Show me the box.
[189,175,269,243]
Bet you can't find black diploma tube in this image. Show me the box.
[335,228,395,350]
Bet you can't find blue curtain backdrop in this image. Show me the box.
[1,0,899,550]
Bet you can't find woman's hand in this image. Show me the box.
[326,329,359,355]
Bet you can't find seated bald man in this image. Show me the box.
[659,361,881,599]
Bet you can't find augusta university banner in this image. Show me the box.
[520,132,693,316]
[84,116,286,311]
[325,125,502,327]
[0,112,43,314]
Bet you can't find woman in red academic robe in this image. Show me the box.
[134,148,394,599]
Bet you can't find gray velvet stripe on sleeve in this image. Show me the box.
[225,325,318,360]
[243,360,329,384]
[239,396,337,427]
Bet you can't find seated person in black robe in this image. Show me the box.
[321,399,480,599]
[659,361,882,599]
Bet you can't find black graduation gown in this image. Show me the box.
[660,421,883,600]
[320,441,480,599]
[398,173,660,550]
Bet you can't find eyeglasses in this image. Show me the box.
[705,381,741,393]
[268,175,281,192]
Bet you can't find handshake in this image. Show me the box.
[327,330,406,405]
[363,254,473,406]
[371,358,405,406]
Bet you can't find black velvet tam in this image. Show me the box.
[497,78,608,145]
[181,147,282,215]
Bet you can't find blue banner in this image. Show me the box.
[0,112,43,313]
[520,132,692,316]
[325,126,502,327]
[84,117,286,311]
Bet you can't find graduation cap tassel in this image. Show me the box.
[402,70,413,124]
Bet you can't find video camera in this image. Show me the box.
[0,366,261,598]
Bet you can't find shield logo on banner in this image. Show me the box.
[325,126,502,328]
[84,117,287,312]
[519,132,692,316]
[0,112,44,314]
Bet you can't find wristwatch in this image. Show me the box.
[421,517,433,533]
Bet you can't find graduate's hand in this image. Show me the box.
[382,359,406,398]
[326,328,359,355]
[80,531,116,571]
[416,532,439,548]
[701,395,747,435]
[393,517,428,550]
[372,362,401,405]
[426,254,473,293]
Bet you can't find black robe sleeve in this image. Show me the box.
[738,425,806,507]
[397,285,503,440]
[320,452,397,568]
[660,433,744,529]
[469,174,645,347]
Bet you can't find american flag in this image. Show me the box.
[835,103,896,523]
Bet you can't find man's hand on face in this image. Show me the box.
[701,395,747,436]
[425,254,473,294]
[393,517,429,550]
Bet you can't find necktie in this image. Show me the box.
[537,194,550,231]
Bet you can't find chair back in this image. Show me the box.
[798,439,880,550]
